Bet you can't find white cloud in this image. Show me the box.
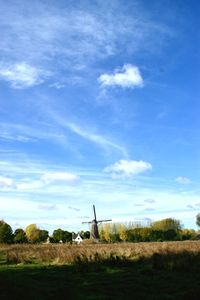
[175,176,191,185]
[98,64,143,88]
[104,159,152,178]
[41,172,79,184]
[0,176,13,187]
[0,62,46,88]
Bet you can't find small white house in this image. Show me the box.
[72,233,83,244]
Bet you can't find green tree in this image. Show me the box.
[53,229,71,243]
[13,228,27,243]
[179,229,196,241]
[38,230,49,242]
[0,220,13,243]
[196,213,200,228]
[80,231,90,239]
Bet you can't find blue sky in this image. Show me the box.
[0,0,200,232]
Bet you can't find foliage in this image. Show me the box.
[179,229,196,241]
[25,224,39,243]
[80,231,90,239]
[25,224,49,243]
[196,213,200,228]
[99,226,105,241]
[151,218,182,231]
[53,228,72,243]
[119,224,127,241]
[0,220,13,243]
[103,224,112,242]
[13,229,27,243]
[0,217,197,245]
[38,230,49,242]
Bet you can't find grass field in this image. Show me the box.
[1,241,200,299]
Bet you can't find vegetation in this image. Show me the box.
[196,213,200,228]
[13,229,27,244]
[1,240,200,265]
[1,241,200,299]
[0,218,198,245]
[0,220,13,243]
[52,228,72,243]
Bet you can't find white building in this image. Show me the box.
[72,233,83,244]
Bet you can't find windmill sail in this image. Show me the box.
[82,205,111,239]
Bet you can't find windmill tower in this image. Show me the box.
[82,205,112,239]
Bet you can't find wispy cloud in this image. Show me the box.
[16,181,43,191]
[0,122,66,144]
[144,198,156,204]
[104,159,152,178]
[67,123,127,157]
[187,204,194,209]
[98,64,143,89]
[68,206,80,212]
[48,110,128,157]
[0,62,47,88]
[41,172,79,184]
[175,176,191,184]
[0,176,13,188]
[38,203,57,211]
[144,207,155,212]
[0,1,172,87]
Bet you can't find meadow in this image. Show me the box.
[1,241,200,299]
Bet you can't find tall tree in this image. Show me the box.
[196,213,200,228]
[119,224,127,241]
[13,228,27,243]
[0,220,13,243]
[53,229,71,243]
[25,224,39,243]
[151,218,182,231]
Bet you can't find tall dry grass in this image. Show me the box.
[1,241,200,265]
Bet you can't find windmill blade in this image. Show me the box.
[98,219,112,223]
[82,221,92,224]
[93,205,97,221]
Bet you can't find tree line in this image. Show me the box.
[0,216,199,244]
[0,221,90,244]
[99,218,197,243]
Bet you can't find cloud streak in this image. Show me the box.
[67,123,127,157]
[175,177,191,184]
[41,172,79,184]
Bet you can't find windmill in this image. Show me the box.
[82,205,112,239]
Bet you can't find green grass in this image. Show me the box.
[1,253,200,300]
